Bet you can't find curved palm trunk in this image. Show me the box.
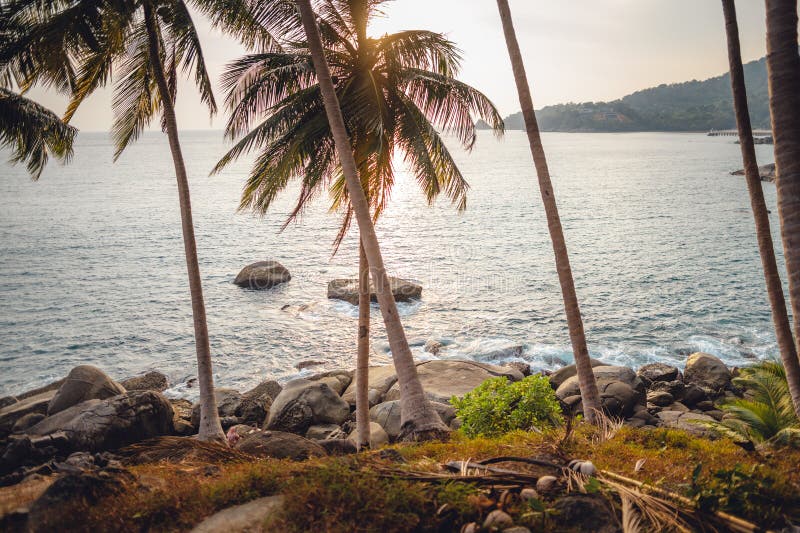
[356,240,371,449]
[723,0,800,415]
[144,3,225,442]
[296,0,448,441]
[495,0,601,422]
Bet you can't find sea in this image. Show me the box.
[0,130,783,398]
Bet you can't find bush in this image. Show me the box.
[451,375,563,438]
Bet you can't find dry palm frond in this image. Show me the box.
[119,436,253,465]
[620,492,643,533]
[592,409,625,444]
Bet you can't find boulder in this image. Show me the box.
[646,391,674,407]
[650,380,686,400]
[191,389,244,428]
[306,370,353,393]
[555,366,645,417]
[266,379,350,434]
[342,365,400,407]
[306,424,347,441]
[348,422,389,448]
[27,391,174,452]
[424,340,443,355]
[48,366,126,416]
[243,380,282,403]
[170,398,195,436]
[656,411,716,437]
[11,412,46,433]
[504,361,532,377]
[119,371,168,392]
[319,438,358,456]
[548,359,607,389]
[327,276,422,305]
[684,353,731,395]
[233,260,291,289]
[0,390,56,437]
[234,430,326,460]
[637,363,680,385]
[369,400,455,440]
[191,495,284,533]
[0,397,17,409]
[383,360,523,404]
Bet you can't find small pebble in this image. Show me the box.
[483,509,514,529]
[536,475,559,494]
[519,487,540,501]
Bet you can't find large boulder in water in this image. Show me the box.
[327,276,422,305]
[266,379,350,434]
[234,261,291,289]
[684,353,731,396]
[27,391,174,452]
[235,430,327,460]
[48,365,126,416]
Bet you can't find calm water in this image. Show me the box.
[0,130,781,398]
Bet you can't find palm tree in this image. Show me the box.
[494,0,601,421]
[0,0,279,442]
[216,0,503,443]
[0,88,76,178]
[721,0,800,416]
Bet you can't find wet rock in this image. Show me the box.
[637,363,680,385]
[548,359,607,389]
[306,424,347,441]
[551,493,620,533]
[233,260,291,289]
[266,379,350,434]
[684,353,731,396]
[424,339,443,355]
[327,276,422,305]
[348,422,389,448]
[191,495,284,533]
[120,371,168,392]
[234,430,327,460]
[483,509,514,529]
[27,391,174,452]
[48,366,126,416]
[296,360,325,371]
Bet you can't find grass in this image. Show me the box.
[4,425,800,532]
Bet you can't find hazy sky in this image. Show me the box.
[26,0,776,132]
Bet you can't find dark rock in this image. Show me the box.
[306,424,346,441]
[684,353,731,397]
[11,413,46,433]
[27,391,174,452]
[548,359,607,389]
[319,438,357,456]
[327,276,422,305]
[119,371,168,392]
[556,366,645,418]
[706,409,725,421]
[17,379,67,401]
[234,430,327,460]
[424,340,443,355]
[646,391,674,407]
[682,384,709,408]
[243,380,283,402]
[48,366,126,416]
[0,391,57,437]
[266,379,350,434]
[0,397,17,409]
[650,380,686,400]
[695,400,714,411]
[296,360,325,371]
[191,388,269,428]
[504,361,531,376]
[551,493,621,533]
[637,363,680,385]
[233,261,291,289]
[731,163,776,182]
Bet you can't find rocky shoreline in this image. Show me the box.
[0,352,741,486]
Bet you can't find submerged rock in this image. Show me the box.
[731,163,776,182]
[48,365,126,416]
[233,260,291,289]
[327,276,422,305]
[120,371,168,392]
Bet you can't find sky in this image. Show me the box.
[24,0,777,132]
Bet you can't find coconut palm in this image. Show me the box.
[494,0,601,421]
[720,0,800,417]
[0,0,284,442]
[216,0,502,441]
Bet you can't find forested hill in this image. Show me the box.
[480,56,769,132]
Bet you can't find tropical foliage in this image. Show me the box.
[708,360,800,447]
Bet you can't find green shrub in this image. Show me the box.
[451,375,563,438]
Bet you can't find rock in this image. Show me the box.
[449,417,462,430]
[243,380,283,402]
[384,360,523,404]
[684,353,731,396]
[119,371,168,392]
[656,411,716,437]
[233,260,291,289]
[695,400,714,411]
[266,379,350,434]
[27,391,174,452]
[327,276,422,305]
[342,365,400,407]
[11,413,46,433]
[536,475,560,494]
[682,384,710,408]
[650,380,686,400]
[316,376,348,396]
[368,400,453,440]
[190,389,243,428]
[305,424,347,441]
[306,370,353,392]
[568,459,597,476]
[555,366,645,417]
[17,378,68,401]
[706,409,725,421]
[0,397,17,409]
[504,361,532,377]
[548,359,607,389]
[667,402,690,413]
[637,363,680,385]
[424,340,443,355]
[646,391,674,407]
[48,366,126,416]
[502,528,532,533]
[319,438,358,456]
[234,430,327,460]
[0,390,56,437]
[732,162,776,182]
[296,360,325,371]
[191,495,285,533]
[520,488,540,501]
[169,398,195,435]
[483,509,514,529]
[551,494,620,533]
[348,422,389,448]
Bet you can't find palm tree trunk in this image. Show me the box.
[723,0,800,415]
[495,0,601,422]
[143,2,225,442]
[296,0,448,441]
[356,239,371,449]
[764,0,800,414]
